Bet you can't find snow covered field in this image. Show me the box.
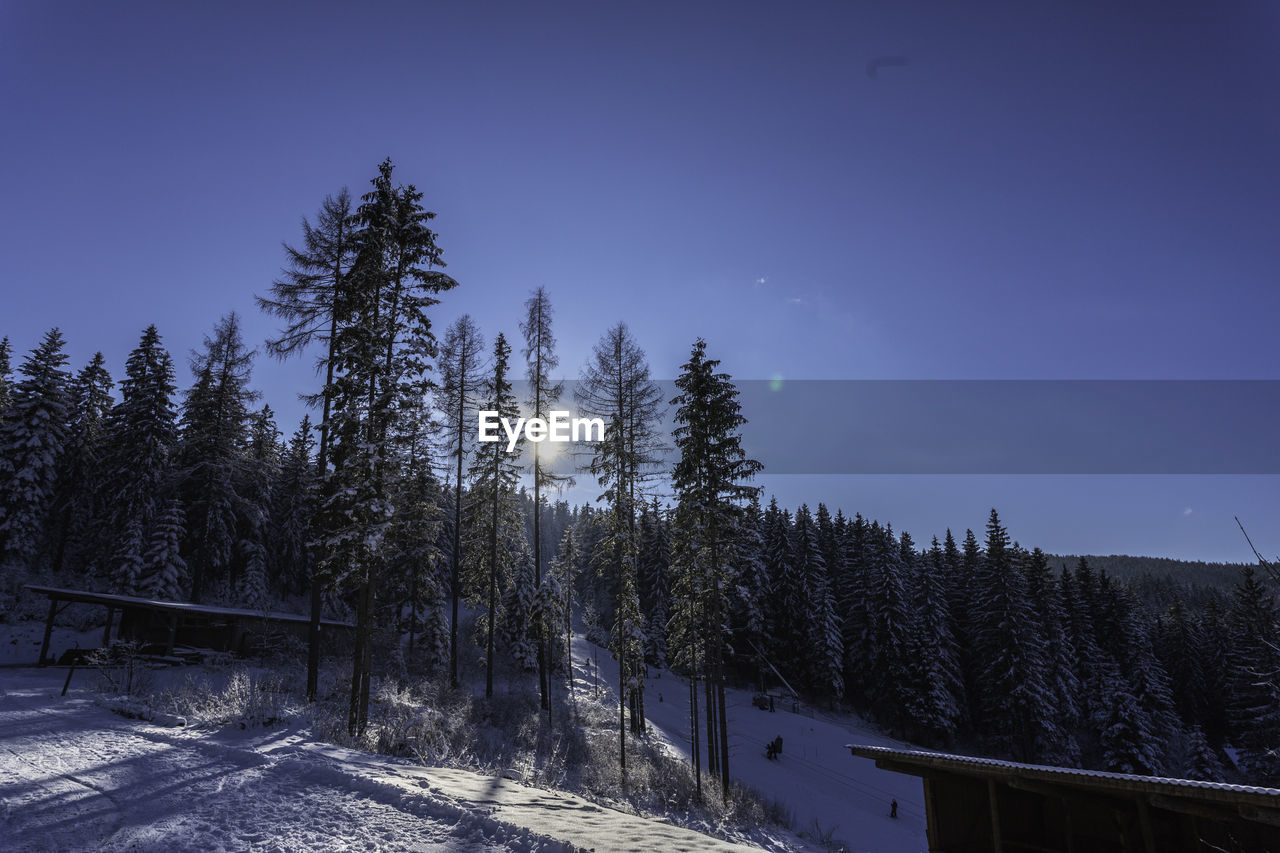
[0,624,928,852]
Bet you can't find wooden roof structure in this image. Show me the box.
[849,744,1280,852]
[24,584,353,664]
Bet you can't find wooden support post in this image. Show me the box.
[1137,797,1157,853]
[165,614,178,655]
[102,607,114,646]
[38,599,56,666]
[61,661,76,696]
[1062,797,1076,853]
[988,778,1004,853]
[923,776,941,851]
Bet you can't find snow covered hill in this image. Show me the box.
[569,636,929,853]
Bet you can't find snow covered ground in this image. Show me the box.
[568,637,928,853]
[0,665,776,852]
[0,620,929,852]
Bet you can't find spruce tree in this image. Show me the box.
[1022,547,1081,763]
[52,352,114,577]
[669,338,762,795]
[970,510,1055,761]
[99,325,178,595]
[0,329,71,574]
[904,537,962,743]
[638,500,672,668]
[142,499,187,600]
[799,508,843,704]
[176,313,259,603]
[0,337,12,412]
[763,502,801,679]
[839,513,871,706]
[1227,564,1280,783]
[1097,663,1164,775]
[238,405,279,609]
[863,522,914,731]
[322,159,457,734]
[729,495,767,666]
[271,416,316,598]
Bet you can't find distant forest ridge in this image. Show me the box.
[1047,554,1252,589]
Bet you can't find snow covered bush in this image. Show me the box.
[158,668,297,728]
[370,679,473,764]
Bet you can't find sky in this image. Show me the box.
[2,1,1278,563]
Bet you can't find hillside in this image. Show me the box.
[1046,553,1251,590]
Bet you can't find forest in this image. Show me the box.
[1,159,1277,799]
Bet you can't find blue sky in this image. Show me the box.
[3,1,1278,562]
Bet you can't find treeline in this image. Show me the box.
[562,496,1280,784]
[1,159,1277,794]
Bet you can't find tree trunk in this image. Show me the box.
[451,402,464,689]
[704,666,718,777]
[306,261,341,704]
[348,575,369,735]
[619,647,627,777]
[690,665,702,803]
[486,455,499,699]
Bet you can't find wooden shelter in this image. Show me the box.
[848,744,1280,853]
[24,584,353,664]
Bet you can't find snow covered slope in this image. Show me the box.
[570,635,929,853]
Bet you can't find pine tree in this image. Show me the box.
[238,404,280,609]
[638,500,672,668]
[956,527,983,728]
[798,507,842,703]
[99,326,178,594]
[323,159,457,735]
[1022,547,1081,764]
[271,417,316,599]
[438,314,486,689]
[669,338,762,795]
[576,322,664,773]
[501,536,540,670]
[970,510,1056,761]
[1097,663,1164,775]
[142,499,186,600]
[1227,564,1280,783]
[521,286,569,715]
[467,333,522,698]
[763,501,801,678]
[729,496,767,665]
[863,522,914,731]
[0,337,12,412]
[259,186,358,701]
[553,525,581,690]
[112,516,146,598]
[176,313,259,603]
[385,394,446,672]
[0,329,72,573]
[1181,725,1225,782]
[839,513,872,706]
[51,352,114,577]
[904,537,962,743]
